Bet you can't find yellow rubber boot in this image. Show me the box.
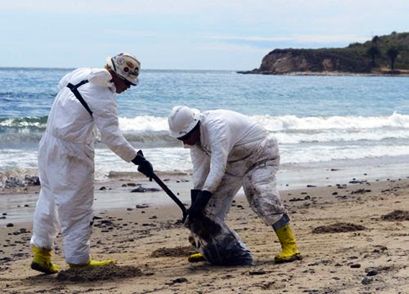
[188,252,206,263]
[31,246,61,274]
[69,259,116,269]
[274,224,302,263]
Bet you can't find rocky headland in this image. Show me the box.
[240,32,409,75]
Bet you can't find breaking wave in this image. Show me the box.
[2,112,409,146]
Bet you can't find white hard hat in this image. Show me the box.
[106,53,140,86]
[168,106,200,138]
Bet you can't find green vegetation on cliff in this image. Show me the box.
[244,32,409,74]
[347,31,409,70]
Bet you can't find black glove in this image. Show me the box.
[190,189,201,203]
[188,190,212,220]
[132,150,154,180]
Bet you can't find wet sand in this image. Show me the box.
[1,174,409,293]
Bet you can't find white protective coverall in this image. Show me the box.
[30,68,137,264]
[190,109,287,227]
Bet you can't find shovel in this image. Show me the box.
[137,150,187,222]
[151,173,188,222]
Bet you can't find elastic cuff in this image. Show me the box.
[272,213,290,230]
[65,252,90,265]
[30,236,53,251]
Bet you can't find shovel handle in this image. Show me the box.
[151,173,188,221]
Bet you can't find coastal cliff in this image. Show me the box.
[241,32,409,75]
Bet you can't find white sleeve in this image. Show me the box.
[190,145,210,190]
[202,120,232,193]
[92,95,137,162]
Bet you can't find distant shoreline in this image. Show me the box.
[237,70,409,77]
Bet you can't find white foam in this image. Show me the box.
[275,129,409,144]
[0,118,46,128]
[280,145,409,164]
[3,144,409,182]
[253,112,409,131]
[119,116,168,131]
[116,112,409,145]
[116,112,409,133]
[4,112,409,179]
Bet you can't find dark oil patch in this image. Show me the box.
[57,264,143,282]
[150,246,195,258]
[382,210,409,221]
[312,222,367,234]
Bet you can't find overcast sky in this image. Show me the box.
[1,0,408,70]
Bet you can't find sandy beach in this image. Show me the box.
[1,172,409,293]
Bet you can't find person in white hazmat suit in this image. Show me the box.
[168,106,302,265]
[30,53,154,274]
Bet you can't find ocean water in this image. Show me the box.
[1,67,409,184]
